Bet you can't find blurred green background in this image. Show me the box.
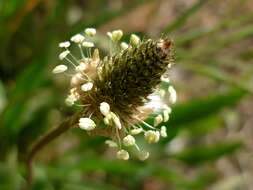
[0,0,253,189]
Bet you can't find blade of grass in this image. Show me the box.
[163,0,209,34]
[170,141,242,165]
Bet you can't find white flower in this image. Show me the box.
[71,34,85,43]
[52,64,68,74]
[111,30,123,42]
[59,50,70,60]
[154,114,163,126]
[78,118,96,130]
[130,128,143,135]
[168,86,177,104]
[120,42,128,50]
[75,62,87,72]
[105,140,118,148]
[82,41,94,48]
[100,102,110,116]
[85,28,96,37]
[59,41,70,48]
[81,82,93,91]
[160,126,167,137]
[138,150,149,161]
[110,112,122,129]
[130,34,140,46]
[65,94,78,106]
[144,130,160,144]
[116,149,129,160]
[163,110,170,122]
[123,135,135,146]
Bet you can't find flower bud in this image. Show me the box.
[144,130,160,144]
[116,149,129,160]
[100,102,110,116]
[78,118,96,130]
[123,135,135,146]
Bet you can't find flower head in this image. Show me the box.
[54,27,176,160]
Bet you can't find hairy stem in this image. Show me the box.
[24,113,80,189]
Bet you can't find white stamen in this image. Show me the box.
[130,34,140,46]
[163,110,170,122]
[120,42,128,50]
[144,130,160,144]
[100,102,110,116]
[130,128,143,135]
[123,135,135,146]
[59,50,70,60]
[82,41,94,48]
[154,114,163,126]
[138,150,149,161]
[116,149,129,160]
[110,112,122,129]
[65,94,78,106]
[81,82,93,91]
[59,41,70,48]
[78,118,96,130]
[85,28,96,37]
[75,62,87,72]
[105,140,118,148]
[52,64,68,74]
[111,30,123,42]
[168,86,177,104]
[160,126,167,137]
[71,34,85,43]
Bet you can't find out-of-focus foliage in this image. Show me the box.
[0,0,253,189]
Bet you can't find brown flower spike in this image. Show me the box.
[53,28,176,160]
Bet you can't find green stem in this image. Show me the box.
[24,114,80,189]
